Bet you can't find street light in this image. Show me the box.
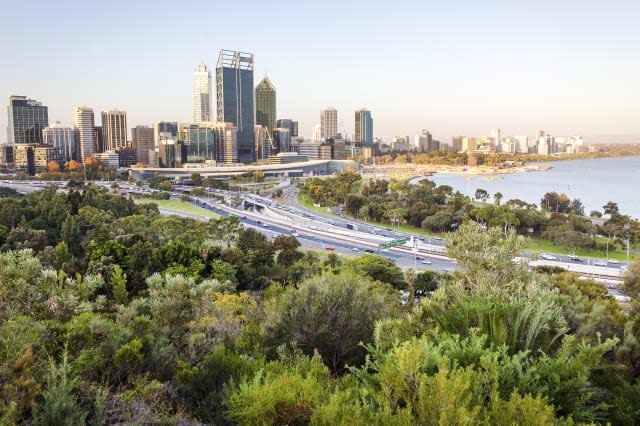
[624,223,630,264]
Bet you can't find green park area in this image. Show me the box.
[296,193,636,261]
[135,198,220,219]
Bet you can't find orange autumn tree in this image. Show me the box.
[65,160,82,171]
[47,161,61,172]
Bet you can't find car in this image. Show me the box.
[324,246,335,251]
[241,215,247,219]
[421,259,432,265]
[594,260,607,266]
[351,247,358,252]
[568,254,582,262]
[365,249,375,253]
[609,259,620,264]
[416,256,424,261]
[263,223,269,227]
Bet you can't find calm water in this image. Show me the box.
[427,156,640,219]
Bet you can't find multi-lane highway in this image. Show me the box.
[1,180,631,294]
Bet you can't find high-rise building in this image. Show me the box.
[179,122,238,164]
[216,49,255,163]
[312,124,322,142]
[255,76,276,134]
[452,136,463,152]
[461,137,477,153]
[415,129,433,152]
[193,63,212,123]
[276,119,298,137]
[320,107,338,140]
[272,127,291,154]
[7,96,49,145]
[74,106,96,162]
[491,128,501,145]
[254,125,273,161]
[153,121,178,148]
[131,126,155,165]
[101,109,128,151]
[354,108,373,147]
[42,121,77,162]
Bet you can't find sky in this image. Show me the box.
[1,0,639,143]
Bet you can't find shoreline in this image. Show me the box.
[362,163,552,177]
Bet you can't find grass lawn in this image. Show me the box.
[135,198,220,219]
[296,194,636,261]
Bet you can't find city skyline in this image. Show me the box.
[1,1,639,143]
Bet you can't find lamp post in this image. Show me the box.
[624,223,630,264]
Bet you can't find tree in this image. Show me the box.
[263,272,397,373]
[190,173,203,187]
[64,160,81,172]
[324,252,342,271]
[474,188,489,203]
[603,201,620,216]
[494,191,503,205]
[272,235,303,268]
[110,264,128,304]
[31,351,87,425]
[47,161,61,173]
[623,258,640,299]
[346,254,405,288]
[404,268,417,308]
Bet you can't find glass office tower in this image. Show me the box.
[7,95,49,145]
[255,76,276,134]
[216,49,254,163]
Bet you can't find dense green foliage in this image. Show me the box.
[0,186,639,424]
[300,170,640,253]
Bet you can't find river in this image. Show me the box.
[426,156,640,219]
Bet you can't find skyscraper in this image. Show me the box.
[131,126,154,165]
[255,76,276,134]
[7,96,49,145]
[74,106,96,162]
[276,119,298,137]
[216,49,254,163]
[101,109,128,151]
[193,63,212,123]
[354,108,373,147]
[320,107,337,140]
[42,121,77,162]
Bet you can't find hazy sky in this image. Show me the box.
[2,0,639,142]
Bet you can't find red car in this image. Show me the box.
[324,246,335,251]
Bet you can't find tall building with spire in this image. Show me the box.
[320,107,338,140]
[7,95,49,145]
[216,49,255,163]
[74,106,96,162]
[354,108,373,147]
[255,76,276,134]
[101,109,128,151]
[193,62,212,123]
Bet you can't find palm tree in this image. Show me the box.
[324,253,341,271]
[404,268,417,308]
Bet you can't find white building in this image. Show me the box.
[514,136,529,153]
[414,129,432,152]
[101,109,128,151]
[193,63,212,123]
[491,128,501,145]
[320,107,337,140]
[42,121,77,162]
[312,124,322,142]
[74,106,95,162]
